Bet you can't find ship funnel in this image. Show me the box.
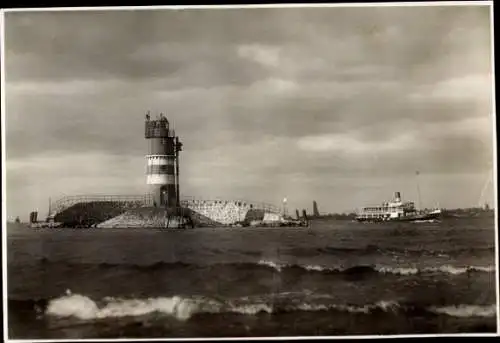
[395,192,401,201]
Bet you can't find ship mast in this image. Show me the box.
[478,169,493,208]
[415,171,422,210]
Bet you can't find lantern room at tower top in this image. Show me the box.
[144,111,183,209]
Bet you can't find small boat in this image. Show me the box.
[355,192,441,222]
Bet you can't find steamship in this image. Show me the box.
[355,192,442,222]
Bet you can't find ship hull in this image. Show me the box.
[355,210,441,223]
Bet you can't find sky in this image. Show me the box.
[3,4,495,220]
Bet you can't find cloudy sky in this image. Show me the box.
[4,4,495,219]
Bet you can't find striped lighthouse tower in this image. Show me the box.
[144,112,183,208]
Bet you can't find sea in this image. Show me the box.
[6,216,498,339]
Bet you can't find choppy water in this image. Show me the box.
[6,217,497,338]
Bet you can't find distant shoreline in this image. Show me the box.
[303,208,495,221]
[6,208,495,228]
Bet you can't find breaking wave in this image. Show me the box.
[318,245,495,257]
[36,258,494,277]
[40,291,496,321]
[256,260,494,276]
[429,304,497,318]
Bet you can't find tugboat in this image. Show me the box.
[355,191,441,222]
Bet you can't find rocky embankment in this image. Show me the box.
[97,207,220,228]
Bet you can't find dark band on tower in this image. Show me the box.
[145,112,183,208]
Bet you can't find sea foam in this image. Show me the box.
[46,294,200,321]
[44,292,496,321]
[430,304,497,318]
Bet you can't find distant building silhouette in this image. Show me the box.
[313,201,320,217]
[302,209,308,220]
[295,209,300,220]
[29,211,38,223]
[15,216,20,224]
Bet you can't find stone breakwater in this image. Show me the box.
[97,202,282,228]
[97,207,211,229]
[184,200,255,225]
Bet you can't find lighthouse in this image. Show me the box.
[144,112,182,208]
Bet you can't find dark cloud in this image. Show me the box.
[6,6,490,83]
